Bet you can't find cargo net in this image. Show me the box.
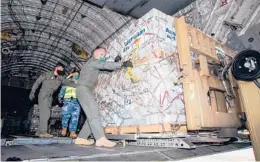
[95,53,185,131]
[94,13,186,132]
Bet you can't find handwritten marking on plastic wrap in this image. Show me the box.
[160,91,184,107]
[143,88,149,93]
[123,46,130,52]
[166,27,176,41]
[124,98,132,105]
[124,29,145,46]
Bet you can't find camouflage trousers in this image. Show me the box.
[62,99,80,132]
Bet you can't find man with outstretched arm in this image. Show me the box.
[29,63,76,138]
[75,47,132,147]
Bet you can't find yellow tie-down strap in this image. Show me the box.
[126,67,139,83]
[125,44,140,83]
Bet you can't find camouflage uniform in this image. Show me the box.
[29,71,76,135]
[58,86,80,132]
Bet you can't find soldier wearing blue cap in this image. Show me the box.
[58,70,80,138]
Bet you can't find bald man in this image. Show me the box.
[75,47,132,147]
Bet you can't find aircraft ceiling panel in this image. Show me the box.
[175,0,260,52]
[1,0,131,78]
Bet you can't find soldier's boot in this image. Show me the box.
[95,137,117,147]
[39,133,53,138]
[69,132,77,139]
[75,138,95,146]
[61,128,67,136]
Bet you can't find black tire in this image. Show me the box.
[231,50,260,81]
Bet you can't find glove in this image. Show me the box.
[114,55,122,62]
[122,60,133,68]
[58,99,63,104]
[29,93,35,101]
[58,99,63,107]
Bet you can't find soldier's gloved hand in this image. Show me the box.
[122,60,133,68]
[114,55,122,62]
[58,99,63,104]
[58,99,63,107]
[29,93,35,101]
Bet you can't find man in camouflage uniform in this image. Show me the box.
[58,70,80,138]
[75,47,133,147]
[29,63,76,138]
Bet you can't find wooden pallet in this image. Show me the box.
[238,81,260,160]
[104,123,187,134]
[175,17,242,130]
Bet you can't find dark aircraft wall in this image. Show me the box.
[1,86,32,135]
[1,85,61,118]
[1,85,61,135]
[1,86,32,118]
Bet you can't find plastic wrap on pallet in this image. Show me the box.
[29,105,62,119]
[28,105,62,133]
[94,9,185,128]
